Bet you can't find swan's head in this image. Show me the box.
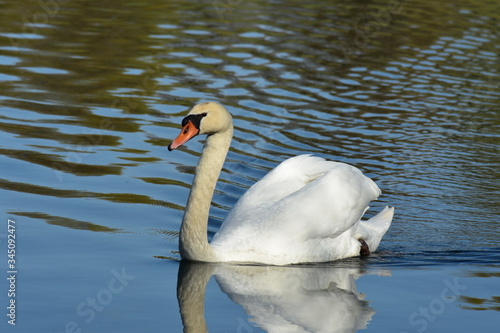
[168,101,232,151]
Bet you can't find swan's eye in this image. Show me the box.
[181,113,206,129]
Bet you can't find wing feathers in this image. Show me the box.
[213,155,381,247]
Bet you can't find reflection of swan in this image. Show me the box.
[169,102,394,265]
[177,261,384,333]
[177,262,214,333]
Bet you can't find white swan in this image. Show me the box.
[168,102,394,265]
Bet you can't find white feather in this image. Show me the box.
[211,155,393,265]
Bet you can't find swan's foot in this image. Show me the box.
[359,239,370,257]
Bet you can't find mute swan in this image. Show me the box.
[168,102,394,265]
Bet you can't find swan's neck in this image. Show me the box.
[179,125,233,262]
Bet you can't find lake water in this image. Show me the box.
[0,0,499,332]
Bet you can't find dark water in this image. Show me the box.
[0,0,499,332]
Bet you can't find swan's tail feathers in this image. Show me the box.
[355,206,394,253]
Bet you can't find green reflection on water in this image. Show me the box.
[11,211,123,232]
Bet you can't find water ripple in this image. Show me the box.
[0,0,498,257]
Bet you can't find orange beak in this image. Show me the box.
[168,120,200,151]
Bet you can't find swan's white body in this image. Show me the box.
[169,102,394,265]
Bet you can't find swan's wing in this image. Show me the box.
[266,162,381,240]
[212,155,381,255]
[232,154,343,209]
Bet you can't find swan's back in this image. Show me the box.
[211,155,390,264]
[236,155,376,207]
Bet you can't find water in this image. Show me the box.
[0,0,499,331]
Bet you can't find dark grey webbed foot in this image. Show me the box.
[359,239,370,256]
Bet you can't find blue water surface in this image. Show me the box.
[0,0,499,332]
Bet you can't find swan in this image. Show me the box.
[168,101,394,265]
